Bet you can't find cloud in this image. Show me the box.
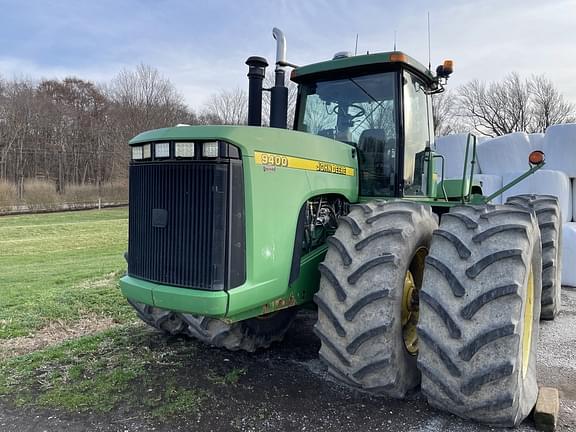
[0,0,575,109]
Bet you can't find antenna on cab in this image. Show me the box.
[427,12,432,70]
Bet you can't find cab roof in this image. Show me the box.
[291,51,434,83]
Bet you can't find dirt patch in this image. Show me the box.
[0,315,119,360]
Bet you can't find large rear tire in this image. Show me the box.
[128,300,296,352]
[314,201,438,398]
[506,194,562,320]
[417,204,542,427]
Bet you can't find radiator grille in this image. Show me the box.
[127,161,244,290]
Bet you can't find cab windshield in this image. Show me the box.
[296,72,399,196]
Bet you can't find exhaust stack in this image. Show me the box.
[270,27,288,129]
[245,56,268,126]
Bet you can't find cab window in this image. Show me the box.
[296,72,399,196]
[403,71,432,196]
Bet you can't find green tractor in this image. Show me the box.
[120,28,562,427]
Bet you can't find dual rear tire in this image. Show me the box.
[315,201,542,427]
[505,194,563,320]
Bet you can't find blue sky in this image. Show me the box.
[1,0,575,109]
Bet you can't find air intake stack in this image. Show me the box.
[245,56,268,126]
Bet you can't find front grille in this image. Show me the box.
[127,160,245,290]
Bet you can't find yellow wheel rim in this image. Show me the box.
[402,247,427,356]
[521,267,534,378]
[402,271,419,355]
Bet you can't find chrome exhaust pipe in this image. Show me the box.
[272,27,287,70]
[270,27,288,129]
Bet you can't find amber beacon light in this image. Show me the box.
[529,150,545,165]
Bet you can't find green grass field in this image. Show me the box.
[0,208,132,339]
[0,209,254,423]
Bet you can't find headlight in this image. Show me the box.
[175,142,195,158]
[155,142,170,158]
[142,144,151,159]
[202,141,219,158]
[132,146,143,160]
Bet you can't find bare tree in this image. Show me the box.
[457,73,575,137]
[104,64,194,178]
[0,79,36,196]
[458,74,528,137]
[106,63,191,136]
[529,75,576,132]
[203,87,248,125]
[431,90,467,136]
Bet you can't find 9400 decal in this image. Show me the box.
[254,151,355,176]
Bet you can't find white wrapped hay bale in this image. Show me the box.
[562,222,576,287]
[474,174,504,204]
[573,179,576,222]
[501,169,572,222]
[476,132,533,175]
[435,134,480,178]
[543,123,576,177]
[528,133,545,150]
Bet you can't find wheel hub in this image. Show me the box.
[402,246,427,356]
[401,270,420,355]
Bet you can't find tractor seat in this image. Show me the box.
[357,129,396,194]
[358,128,387,153]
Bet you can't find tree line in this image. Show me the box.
[433,72,575,137]
[1,63,574,199]
[0,64,227,199]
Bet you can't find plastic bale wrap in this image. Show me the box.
[435,134,480,179]
[476,132,533,175]
[543,123,576,177]
[474,174,504,204]
[502,169,572,222]
[562,222,576,287]
[528,133,545,150]
[573,179,576,222]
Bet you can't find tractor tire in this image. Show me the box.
[180,310,296,352]
[127,299,187,335]
[128,299,296,352]
[314,200,438,398]
[417,204,542,427]
[506,194,562,320]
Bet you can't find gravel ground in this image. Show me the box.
[0,288,575,432]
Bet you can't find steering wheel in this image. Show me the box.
[331,104,366,119]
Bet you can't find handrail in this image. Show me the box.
[460,133,478,202]
[432,154,449,201]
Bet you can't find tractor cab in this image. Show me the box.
[291,52,449,198]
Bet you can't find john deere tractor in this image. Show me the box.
[120,28,562,427]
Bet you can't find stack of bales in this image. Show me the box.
[435,125,576,287]
[435,134,503,203]
[541,124,576,287]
